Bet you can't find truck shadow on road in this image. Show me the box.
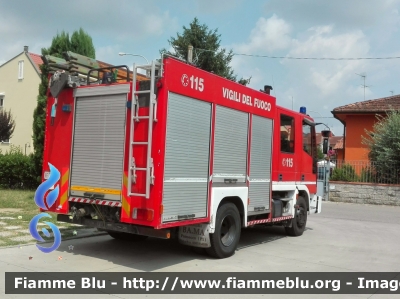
[57,226,309,271]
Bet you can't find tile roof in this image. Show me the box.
[332,95,400,113]
[97,59,147,81]
[333,138,343,150]
[315,133,342,146]
[28,53,43,74]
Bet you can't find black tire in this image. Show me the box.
[107,231,148,242]
[285,196,307,236]
[206,203,241,259]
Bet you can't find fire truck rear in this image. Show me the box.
[42,53,324,259]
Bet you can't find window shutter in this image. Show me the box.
[18,60,24,79]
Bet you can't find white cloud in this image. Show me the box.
[236,15,292,54]
[143,11,175,36]
[231,17,378,136]
[286,26,370,96]
[96,45,123,63]
[0,0,178,64]
[264,0,400,30]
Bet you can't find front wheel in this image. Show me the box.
[206,203,241,259]
[285,196,307,236]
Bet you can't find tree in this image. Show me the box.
[162,18,245,83]
[32,28,96,182]
[362,110,400,183]
[70,28,96,59]
[317,146,325,160]
[0,109,16,142]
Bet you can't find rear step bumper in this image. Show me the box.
[57,214,171,239]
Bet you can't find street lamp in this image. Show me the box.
[309,110,331,131]
[309,110,322,118]
[118,52,149,64]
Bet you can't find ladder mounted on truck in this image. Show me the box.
[128,61,161,198]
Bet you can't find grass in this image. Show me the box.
[0,189,86,247]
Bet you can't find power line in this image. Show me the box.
[232,53,400,60]
[188,47,400,61]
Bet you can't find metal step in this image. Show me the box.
[134,90,152,95]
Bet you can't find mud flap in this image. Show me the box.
[309,195,322,214]
[178,223,211,248]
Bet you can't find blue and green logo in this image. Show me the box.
[29,163,62,253]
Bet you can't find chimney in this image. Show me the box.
[261,85,273,95]
[24,46,29,52]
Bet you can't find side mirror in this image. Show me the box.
[321,130,331,155]
[322,138,329,154]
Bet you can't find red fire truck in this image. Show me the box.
[42,55,324,258]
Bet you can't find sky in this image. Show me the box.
[1,0,400,136]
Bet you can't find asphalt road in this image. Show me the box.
[1,201,400,299]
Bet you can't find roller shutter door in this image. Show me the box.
[70,85,128,201]
[248,115,273,212]
[162,92,211,222]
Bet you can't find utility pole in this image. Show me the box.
[355,73,368,101]
[390,90,394,96]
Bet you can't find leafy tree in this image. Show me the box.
[362,110,400,183]
[317,146,325,160]
[162,18,247,84]
[71,28,96,59]
[0,109,16,142]
[32,28,96,183]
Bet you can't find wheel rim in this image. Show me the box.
[296,206,306,227]
[220,214,236,247]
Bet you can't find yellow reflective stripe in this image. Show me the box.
[122,195,130,216]
[122,173,129,216]
[70,185,121,195]
[123,173,128,189]
[60,192,68,205]
[61,169,69,186]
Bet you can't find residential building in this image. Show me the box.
[0,46,42,154]
[333,138,344,161]
[332,95,400,162]
[0,47,147,155]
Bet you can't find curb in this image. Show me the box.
[0,230,109,249]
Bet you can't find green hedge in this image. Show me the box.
[330,164,359,182]
[0,145,39,189]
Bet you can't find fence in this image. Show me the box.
[328,160,400,185]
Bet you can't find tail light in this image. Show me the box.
[132,208,154,221]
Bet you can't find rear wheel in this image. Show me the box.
[285,196,307,236]
[107,231,148,242]
[206,203,241,259]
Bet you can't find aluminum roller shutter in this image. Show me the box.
[70,92,127,201]
[162,92,211,222]
[213,105,248,183]
[248,115,273,212]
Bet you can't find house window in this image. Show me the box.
[18,60,24,79]
[280,114,295,153]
